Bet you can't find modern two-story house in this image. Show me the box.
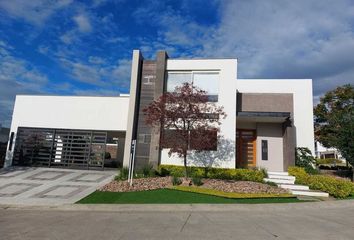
[4,50,315,172]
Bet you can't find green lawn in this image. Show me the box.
[77,189,303,204]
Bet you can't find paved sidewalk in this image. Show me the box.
[0,167,116,206]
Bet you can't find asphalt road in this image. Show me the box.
[1,201,354,240]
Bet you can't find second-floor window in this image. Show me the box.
[166,71,219,102]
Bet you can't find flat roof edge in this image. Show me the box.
[15,95,130,98]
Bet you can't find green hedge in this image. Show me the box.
[316,158,343,165]
[158,165,266,183]
[288,166,354,198]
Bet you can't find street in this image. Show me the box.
[1,201,354,240]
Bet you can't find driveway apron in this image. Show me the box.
[0,167,115,206]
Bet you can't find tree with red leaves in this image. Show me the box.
[143,82,226,177]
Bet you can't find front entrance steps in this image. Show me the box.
[264,171,329,197]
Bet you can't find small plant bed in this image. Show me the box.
[100,177,171,192]
[100,177,288,195]
[78,189,301,204]
[201,179,288,194]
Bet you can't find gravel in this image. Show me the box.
[202,179,289,194]
[100,177,288,194]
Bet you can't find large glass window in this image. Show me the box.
[166,71,219,102]
[166,72,192,92]
[193,72,219,102]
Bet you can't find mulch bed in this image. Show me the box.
[201,179,288,194]
[99,177,288,194]
[99,177,172,192]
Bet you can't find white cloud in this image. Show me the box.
[0,41,49,126]
[134,0,354,97]
[73,14,92,33]
[37,45,50,55]
[0,0,72,26]
[59,57,131,88]
[88,56,106,65]
[59,31,77,44]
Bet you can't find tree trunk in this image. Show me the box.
[183,153,188,178]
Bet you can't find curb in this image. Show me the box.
[1,199,354,212]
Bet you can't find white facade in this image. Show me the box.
[160,59,237,168]
[5,95,129,167]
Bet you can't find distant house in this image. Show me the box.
[0,125,10,167]
[4,50,315,172]
[315,141,346,162]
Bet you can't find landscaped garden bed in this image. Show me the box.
[100,177,288,195]
[76,165,310,204]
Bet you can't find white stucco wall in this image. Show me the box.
[161,58,237,168]
[237,79,315,155]
[5,95,129,167]
[9,95,129,132]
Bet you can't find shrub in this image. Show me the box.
[192,177,203,186]
[308,175,354,198]
[159,165,266,182]
[316,158,343,165]
[141,164,155,177]
[304,166,320,175]
[295,147,317,173]
[265,181,278,187]
[158,165,185,177]
[115,167,129,181]
[288,166,354,198]
[104,152,111,159]
[259,167,268,178]
[288,166,311,185]
[172,176,182,186]
[208,168,265,182]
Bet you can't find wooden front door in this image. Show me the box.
[236,129,257,168]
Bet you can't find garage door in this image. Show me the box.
[13,127,107,169]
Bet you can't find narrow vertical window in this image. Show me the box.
[261,140,268,160]
[9,132,14,151]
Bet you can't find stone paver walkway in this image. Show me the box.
[0,167,116,206]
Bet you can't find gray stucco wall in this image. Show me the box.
[238,93,293,113]
[256,123,284,171]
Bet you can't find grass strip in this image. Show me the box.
[77,189,301,204]
[170,186,294,199]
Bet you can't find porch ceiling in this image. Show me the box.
[236,111,290,123]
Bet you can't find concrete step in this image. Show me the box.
[279,184,309,191]
[268,171,289,176]
[291,189,329,197]
[263,178,295,185]
[268,175,295,181]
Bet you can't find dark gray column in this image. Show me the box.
[282,119,296,171]
[149,51,168,167]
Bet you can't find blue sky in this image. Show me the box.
[0,0,354,127]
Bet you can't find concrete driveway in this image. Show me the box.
[1,201,354,240]
[0,167,116,206]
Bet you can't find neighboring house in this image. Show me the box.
[315,141,346,162]
[0,125,10,168]
[4,50,315,172]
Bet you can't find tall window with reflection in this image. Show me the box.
[192,72,219,102]
[166,72,192,92]
[166,71,219,102]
